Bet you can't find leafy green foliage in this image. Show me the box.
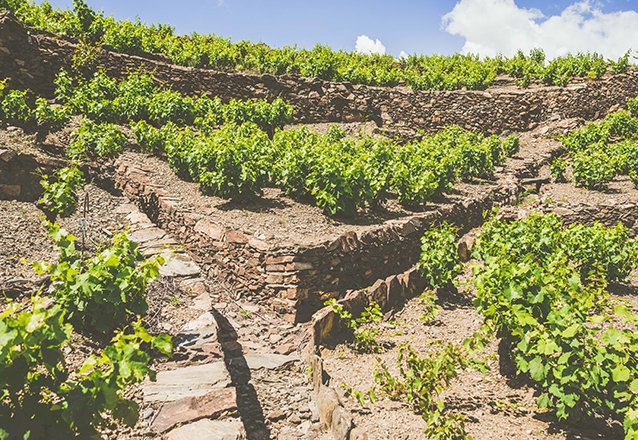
[39,165,85,218]
[571,147,619,189]
[391,127,515,207]
[66,319,171,433]
[132,119,165,153]
[5,2,632,90]
[550,157,567,183]
[375,343,471,439]
[472,213,638,437]
[562,222,638,283]
[34,223,163,336]
[0,89,33,123]
[559,105,638,191]
[474,213,637,284]
[340,383,377,408]
[272,126,393,216]
[418,223,463,289]
[326,299,384,353]
[0,297,171,439]
[419,291,440,324]
[68,118,127,160]
[196,123,271,200]
[34,97,70,131]
[48,69,516,216]
[56,70,293,131]
[0,81,70,132]
[561,110,638,153]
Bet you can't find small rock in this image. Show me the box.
[191,292,212,310]
[166,419,245,440]
[330,407,353,440]
[160,252,201,277]
[129,227,165,243]
[308,401,319,422]
[114,203,137,215]
[182,312,217,333]
[181,278,208,297]
[243,352,298,370]
[267,409,286,422]
[316,385,340,428]
[274,342,295,355]
[0,149,17,162]
[350,427,369,440]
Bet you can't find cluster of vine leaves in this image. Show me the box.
[1,222,171,439]
[472,213,638,438]
[556,98,638,190]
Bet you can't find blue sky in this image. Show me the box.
[42,0,638,57]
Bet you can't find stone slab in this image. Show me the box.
[243,352,298,370]
[160,252,201,277]
[143,362,231,402]
[152,387,238,433]
[166,419,245,440]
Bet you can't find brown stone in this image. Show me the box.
[340,289,367,318]
[308,353,324,392]
[194,219,225,241]
[341,231,359,252]
[330,407,353,440]
[406,267,427,296]
[266,274,284,284]
[350,427,370,440]
[316,385,340,429]
[396,272,411,301]
[266,255,294,265]
[247,236,269,251]
[457,234,475,262]
[265,264,286,272]
[385,275,402,310]
[274,342,295,355]
[312,307,336,345]
[166,419,245,440]
[152,387,238,433]
[225,230,248,244]
[367,279,386,307]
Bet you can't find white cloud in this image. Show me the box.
[443,0,638,59]
[355,35,386,55]
[398,50,409,59]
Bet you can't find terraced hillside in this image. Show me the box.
[1,2,638,440]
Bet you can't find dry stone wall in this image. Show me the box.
[2,12,638,135]
[113,153,527,322]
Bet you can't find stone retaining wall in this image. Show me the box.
[2,12,638,134]
[0,147,64,201]
[547,204,638,234]
[113,153,529,322]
